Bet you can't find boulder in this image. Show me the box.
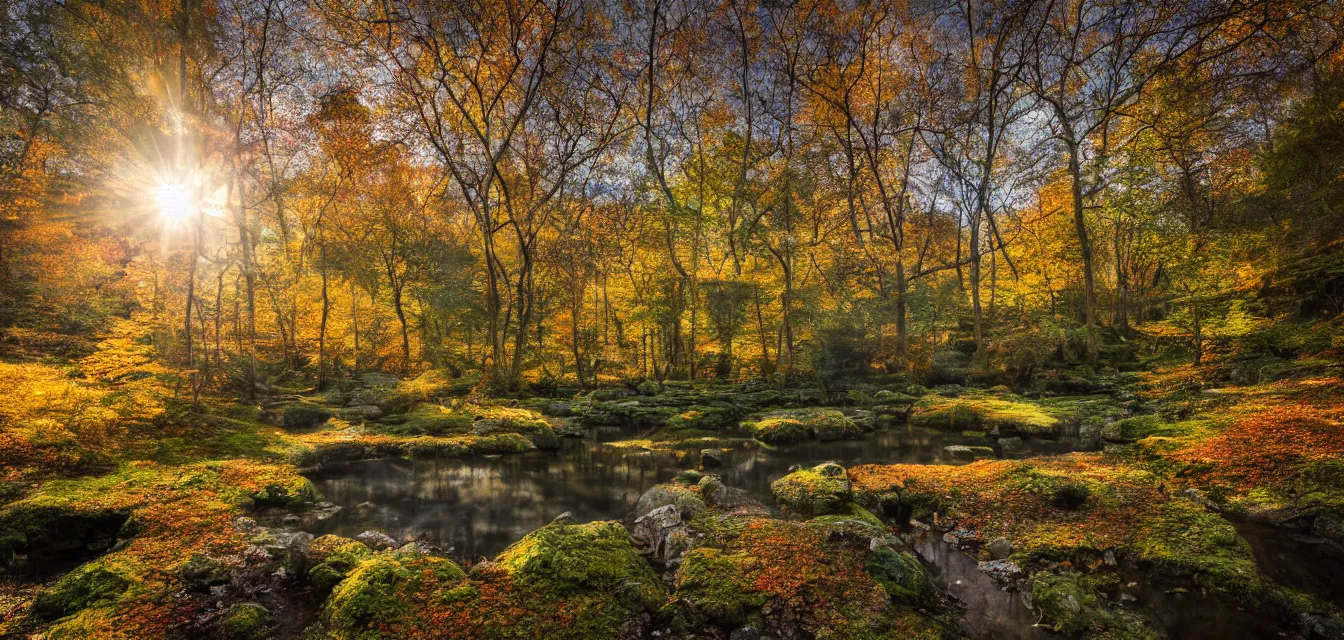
[282,404,331,430]
[771,463,852,517]
[987,536,1013,560]
[635,484,707,520]
[633,504,694,566]
[699,448,725,468]
[355,530,399,551]
[337,405,383,421]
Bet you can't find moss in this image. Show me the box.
[31,561,131,622]
[323,552,467,637]
[873,390,919,406]
[909,394,1061,437]
[494,520,663,609]
[1030,571,1102,635]
[673,547,766,626]
[866,546,933,605]
[746,408,863,445]
[381,403,474,436]
[307,535,373,595]
[749,417,811,445]
[1132,500,1258,595]
[808,504,887,537]
[219,602,270,640]
[1009,466,1091,510]
[771,464,853,517]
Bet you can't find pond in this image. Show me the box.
[303,425,1082,562]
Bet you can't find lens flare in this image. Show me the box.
[155,182,193,224]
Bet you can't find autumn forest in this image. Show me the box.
[2,0,1343,638]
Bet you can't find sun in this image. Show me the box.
[155,181,194,224]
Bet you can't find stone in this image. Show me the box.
[997,436,1024,452]
[355,530,398,551]
[987,537,1013,560]
[550,511,577,525]
[338,404,383,421]
[697,475,727,506]
[633,504,690,565]
[977,559,1024,581]
[699,448,725,468]
[635,484,707,520]
[282,404,331,430]
[729,624,761,640]
[814,461,846,478]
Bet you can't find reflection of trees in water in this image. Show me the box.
[307,428,1089,561]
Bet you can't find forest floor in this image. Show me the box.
[1,319,1342,639]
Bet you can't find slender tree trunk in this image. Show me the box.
[1066,139,1099,363]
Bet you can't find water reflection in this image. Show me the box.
[305,426,1078,562]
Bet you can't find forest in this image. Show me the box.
[1,0,1343,638]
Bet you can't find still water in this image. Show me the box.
[303,426,1081,562]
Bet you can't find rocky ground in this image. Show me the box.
[1,322,1342,639]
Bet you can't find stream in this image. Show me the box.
[304,425,1080,561]
[302,424,1343,640]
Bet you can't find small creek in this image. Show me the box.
[301,423,1343,639]
[304,425,1081,561]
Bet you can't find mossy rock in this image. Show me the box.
[495,520,663,609]
[745,408,863,445]
[219,602,271,640]
[323,552,467,636]
[470,406,559,450]
[673,547,766,626]
[771,463,852,517]
[1133,500,1258,595]
[748,417,811,445]
[0,502,129,568]
[306,535,373,595]
[867,545,934,605]
[282,403,331,430]
[1030,571,1101,635]
[808,503,886,537]
[381,403,474,436]
[909,394,1061,437]
[1008,466,1091,510]
[31,561,130,622]
[873,390,919,406]
[1100,414,1168,443]
[636,484,707,520]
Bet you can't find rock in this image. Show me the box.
[636,380,661,395]
[356,530,399,551]
[396,541,436,555]
[635,484,707,520]
[987,536,1013,560]
[282,404,331,430]
[697,475,728,506]
[771,463,852,517]
[699,448,725,468]
[338,404,383,421]
[977,559,1024,581]
[181,554,230,592]
[729,624,761,640]
[814,461,846,477]
[997,436,1024,452]
[1104,550,1117,567]
[633,504,694,566]
[219,602,270,640]
[550,511,577,525]
[1078,420,1102,448]
[542,402,575,417]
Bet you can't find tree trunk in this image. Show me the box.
[1066,139,1099,363]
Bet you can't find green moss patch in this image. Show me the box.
[771,463,853,517]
